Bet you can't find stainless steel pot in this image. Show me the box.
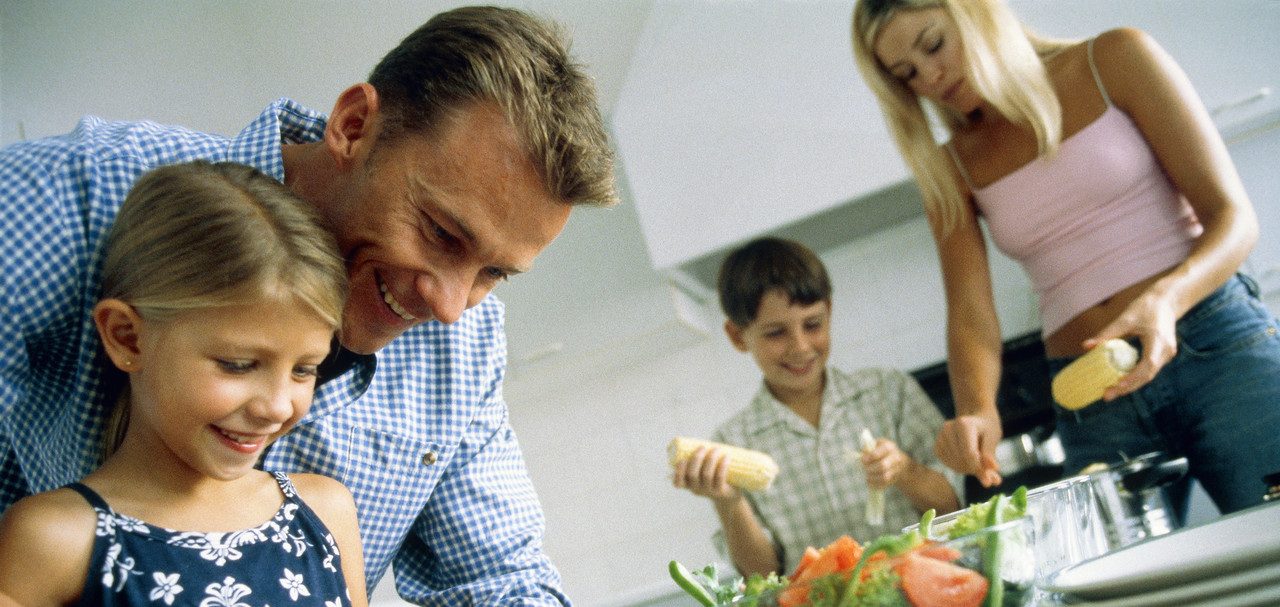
[1078,451,1189,550]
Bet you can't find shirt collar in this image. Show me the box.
[738,367,876,438]
[225,98,328,182]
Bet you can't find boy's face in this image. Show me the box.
[726,289,831,401]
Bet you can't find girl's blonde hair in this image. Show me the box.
[851,0,1073,234]
[98,160,348,455]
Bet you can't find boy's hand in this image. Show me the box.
[859,438,907,489]
[671,445,743,503]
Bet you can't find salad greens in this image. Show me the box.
[945,486,1028,540]
[669,487,1034,607]
[668,560,787,607]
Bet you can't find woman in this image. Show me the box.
[851,0,1280,515]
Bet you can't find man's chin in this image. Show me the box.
[338,327,399,355]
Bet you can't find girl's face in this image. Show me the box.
[874,7,981,114]
[125,296,334,482]
[728,289,831,402]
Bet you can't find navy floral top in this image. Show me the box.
[69,472,351,606]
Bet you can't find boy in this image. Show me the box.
[672,237,961,576]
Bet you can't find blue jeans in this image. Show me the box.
[1049,274,1280,516]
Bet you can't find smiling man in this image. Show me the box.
[0,6,616,605]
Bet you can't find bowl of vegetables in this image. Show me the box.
[669,506,1033,607]
[910,480,1110,584]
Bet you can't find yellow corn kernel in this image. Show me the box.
[1051,339,1139,410]
[668,436,779,492]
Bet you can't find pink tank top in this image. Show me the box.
[954,40,1201,336]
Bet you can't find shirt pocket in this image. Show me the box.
[340,426,449,568]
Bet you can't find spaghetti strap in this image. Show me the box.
[945,143,975,191]
[1086,37,1113,107]
[65,482,112,511]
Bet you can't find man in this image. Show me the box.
[0,6,616,605]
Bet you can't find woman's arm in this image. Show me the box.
[928,200,1006,487]
[672,446,781,576]
[0,490,97,606]
[1087,27,1258,399]
[291,474,369,607]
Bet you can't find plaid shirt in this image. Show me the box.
[713,367,962,574]
[0,99,568,605]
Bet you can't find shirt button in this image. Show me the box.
[421,451,438,466]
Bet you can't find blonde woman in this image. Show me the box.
[852,0,1280,516]
[0,162,365,606]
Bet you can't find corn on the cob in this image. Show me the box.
[859,428,886,526]
[1051,339,1139,410]
[668,436,779,492]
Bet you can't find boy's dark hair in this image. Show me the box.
[717,237,832,327]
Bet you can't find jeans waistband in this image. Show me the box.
[1047,272,1259,423]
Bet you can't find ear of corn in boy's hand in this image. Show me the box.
[668,436,779,491]
[1051,338,1139,410]
[858,428,886,526]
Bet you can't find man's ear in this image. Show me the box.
[93,299,144,372]
[324,82,381,172]
[724,319,749,353]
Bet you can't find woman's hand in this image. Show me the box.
[1084,284,1181,400]
[860,438,908,489]
[934,412,1003,487]
[672,445,743,503]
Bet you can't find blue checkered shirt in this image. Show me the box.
[0,99,569,605]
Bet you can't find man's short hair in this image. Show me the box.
[717,237,832,327]
[368,5,618,207]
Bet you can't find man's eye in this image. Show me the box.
[432,222,455,243]
[927,36,943,53]
[485,267,509,282]
[217,359,255,373]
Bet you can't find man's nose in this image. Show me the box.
[418,271,473,325]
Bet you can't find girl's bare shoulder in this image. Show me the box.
[287,473,357,516]
[0,488,98,602]
[0,488,98,546]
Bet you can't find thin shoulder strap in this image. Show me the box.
[944,143,975,191]
[1086,37,1113,107]
[65,482,112,511]
[271,471,300,501]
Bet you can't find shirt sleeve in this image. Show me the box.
[390,330,569,606]
[888,369,965,501]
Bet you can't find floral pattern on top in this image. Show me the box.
[68,472,351,606]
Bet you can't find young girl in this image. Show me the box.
[851,0,1280,516]
[0,161,367,606]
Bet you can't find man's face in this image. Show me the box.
[328,103,571,354]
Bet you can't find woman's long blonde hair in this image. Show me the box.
[97,160,348,456]
[851,0,1073,234]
